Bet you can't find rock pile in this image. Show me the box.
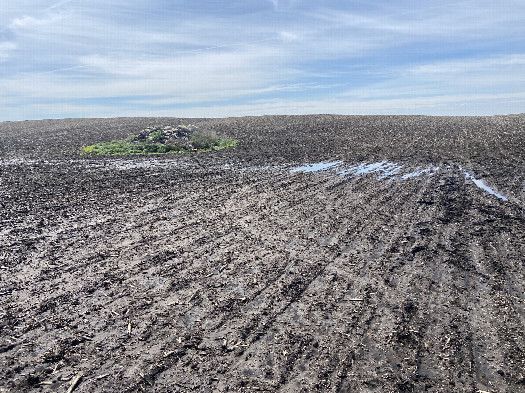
[135,124,200,145]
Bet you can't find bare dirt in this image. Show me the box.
[0,115,524,392]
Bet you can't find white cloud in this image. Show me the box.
[278,31,301,43]
[333,53,525,105]
[268,0,299,12]
[408,54,525,95]
[0,42,16,61]
[9,10,68,30]
[309,0,525,52]
[6,91,525,121]
[412,54,525,75]
[11,15,48,28]
[43,0,74,12]
[0,40,296,105]
[166,92,525,118]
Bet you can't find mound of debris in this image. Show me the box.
[79,123,235,155]
[135,124,200,145]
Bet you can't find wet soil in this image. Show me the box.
[1,115,524,392]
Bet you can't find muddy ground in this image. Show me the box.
[0,115,524,392]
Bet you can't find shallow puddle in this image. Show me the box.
[104,159,184,170]
[464,171,508,201]
[401,166,441,180]
[290,161,342,173]
[290,160,509,202]
[291,160,439,181]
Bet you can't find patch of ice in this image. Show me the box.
[338,161,438,181]
[106,160,186,170]
[401,166,440,180]
[290,161,343,173]
[377,162,404,179]
[340,161,406,179]
[0,158,29,165]
[354,161,388,175]
[0,158,57,166]
[464,171,508,201]
[292,160,439,181]
[336,164,361,177]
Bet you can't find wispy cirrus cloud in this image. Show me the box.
[268,0,300,12]
[411,54,525,75]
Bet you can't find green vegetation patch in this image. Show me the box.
[81,125,237,155]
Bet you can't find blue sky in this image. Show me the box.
[1,0,524,121]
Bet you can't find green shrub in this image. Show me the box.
[190,132,216,150]
[149,129,165,143]
[215,138,237,150]
[190,133,237,150]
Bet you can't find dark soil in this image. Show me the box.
[0,115,524,392]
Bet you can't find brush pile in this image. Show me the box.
[135,124,200,146]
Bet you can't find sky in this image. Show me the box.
[1,0,524,121]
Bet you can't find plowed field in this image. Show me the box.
[1,115,524,392]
